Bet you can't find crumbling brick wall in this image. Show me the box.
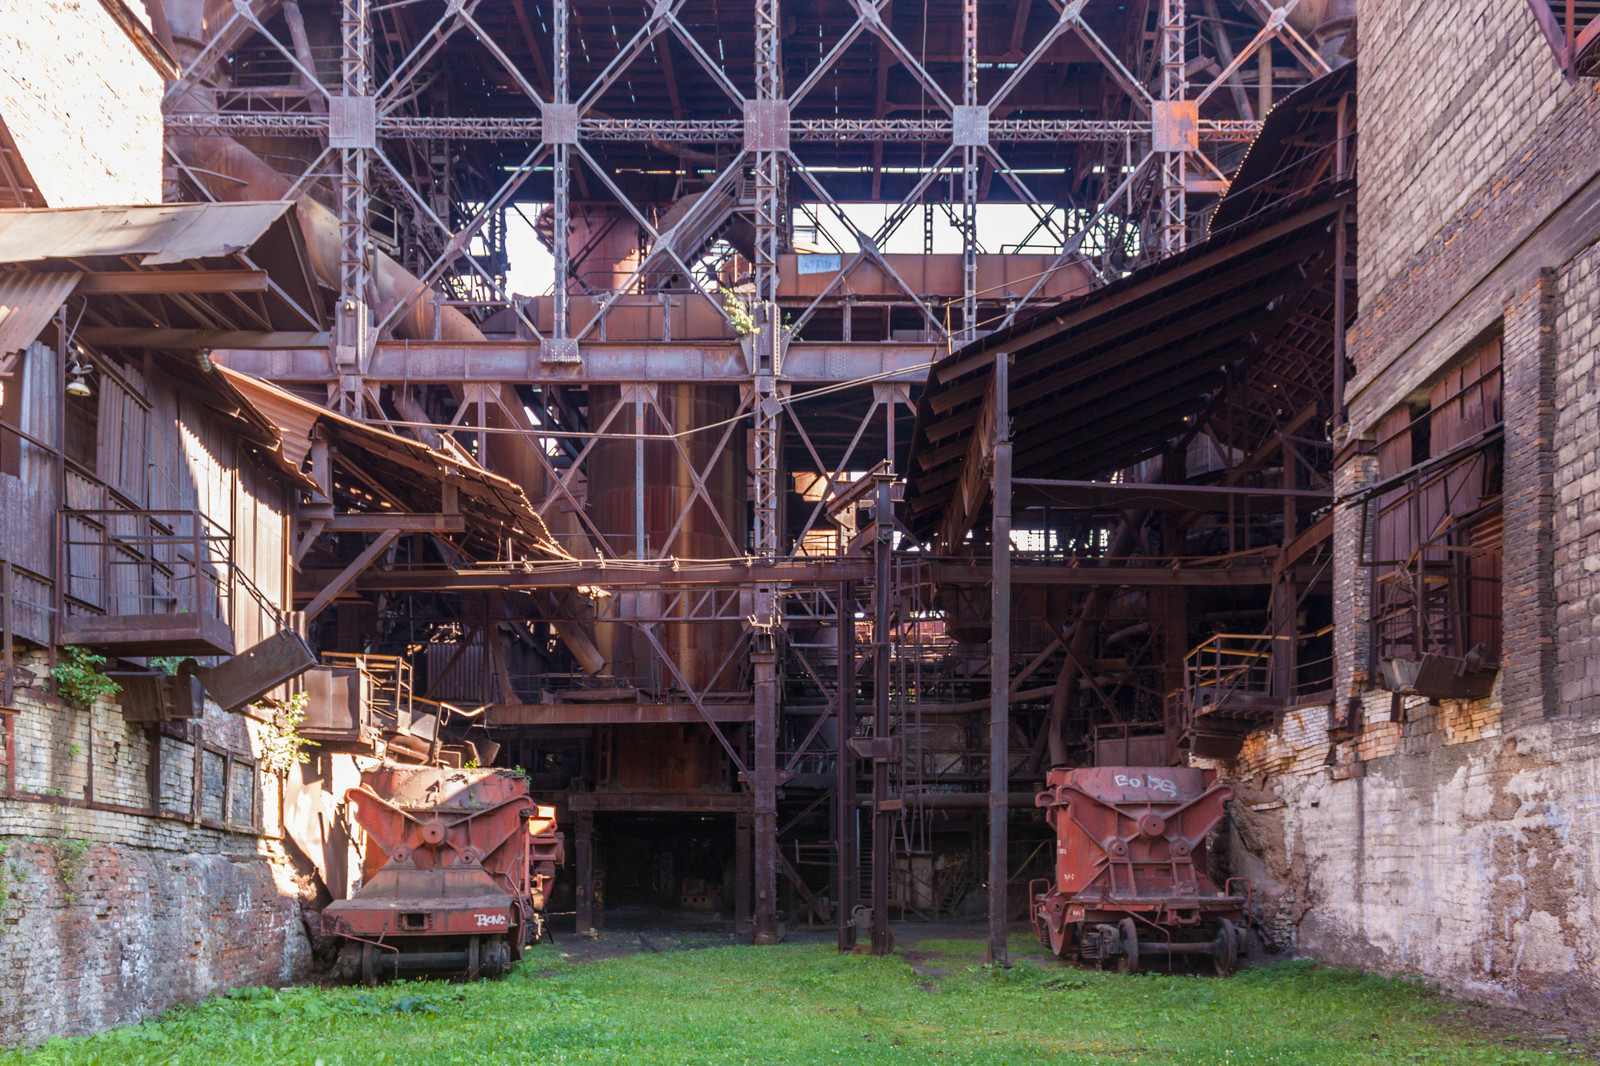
[0,651,312,1046]
[0,0,162,208]
[1219,0,1600,1017]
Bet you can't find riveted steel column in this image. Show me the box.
[960,0,979,344]
[753,635,779,943]
[553,0,571,351]
[836,580,858,951]
[750,0,785,948]
[1158,0,1188,257]
[335,0,371,416]
[987,354,1012,966]
[870,476,893,955]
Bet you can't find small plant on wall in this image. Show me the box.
[256,692,316,776]
[51,828,91,905]
[51,646,120,708]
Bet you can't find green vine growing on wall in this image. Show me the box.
[51,646,121,708]
[51,829,91,905]
[256,692,316,776]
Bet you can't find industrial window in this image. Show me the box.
[1525,1,1600,77]
[1364,334,1503,699]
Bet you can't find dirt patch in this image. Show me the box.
[1433,1000,1600,1062]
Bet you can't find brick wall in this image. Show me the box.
[0,0,162,208]
[1354,2,1567,304]
[1554,243,1600,713]
[1217,0,1600,1017]
[0,651,312,1046]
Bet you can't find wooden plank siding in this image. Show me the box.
[4,341,292,657]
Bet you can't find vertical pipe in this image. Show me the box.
[575,809,594,934]
[988,354,1012,967]
[835,580,857,951]
[1332,94,1350,434]
[870,477,893,955]
[1333,206,1348,429]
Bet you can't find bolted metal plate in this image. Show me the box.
[743,100,790,151]
[1151,100,1199,152]
[540,336,580,363]
[541,103,579,144]
[952,105,989,146]
[328,95,376,150]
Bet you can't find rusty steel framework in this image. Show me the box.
[156,0,1337,957]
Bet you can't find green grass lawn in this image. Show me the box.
[3,934,1585,1065]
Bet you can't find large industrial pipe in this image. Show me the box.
[587,383,748,692]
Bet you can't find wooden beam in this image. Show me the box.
[1277,512,1334,573]
[299,529,400,622]
[78,328,329,349]
[76,270,269,295]
[324,513,468,532]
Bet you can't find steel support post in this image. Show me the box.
[735,811,753,933]
[749,0,785,948]
[552,0,571,353]
[752,637,779,943]
[870,477,893,955]
[835,580,858,952]
[959,0,979,345]
[1158,0,1188,258]
[575,809,595,934]
[752,0,784,558]
[336,0,372,416]
[987,354,1012,967]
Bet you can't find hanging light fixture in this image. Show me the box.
[66,350,93,398]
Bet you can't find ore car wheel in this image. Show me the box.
[360,942,378,987]
[1214,920,1239,976]
[466,935,481,979]
[1117,918,1139,975]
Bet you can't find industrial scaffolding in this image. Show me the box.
[156,0,1341,963]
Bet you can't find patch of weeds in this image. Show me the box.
[50,647,119,709]
[50,829,91,904]
[253,692,315,776]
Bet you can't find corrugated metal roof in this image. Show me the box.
[0,202,294,265]
[0,270,78,356]
[217,366,573,561]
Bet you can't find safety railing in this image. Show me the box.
[1179,626,1337,732]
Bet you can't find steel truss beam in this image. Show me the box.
[167,113,1262,143]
